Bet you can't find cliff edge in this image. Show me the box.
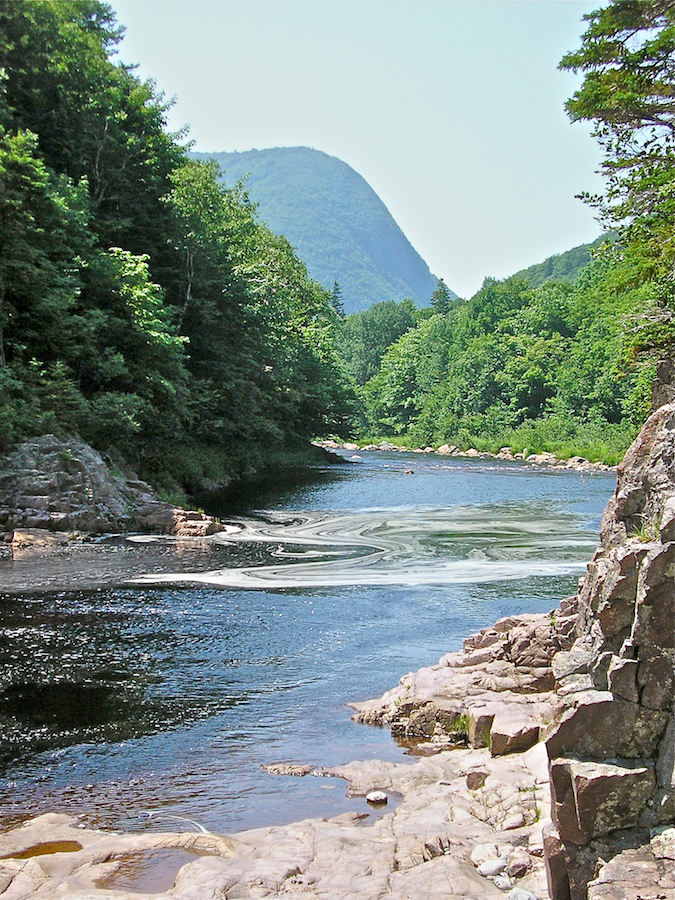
[543,401,675,900]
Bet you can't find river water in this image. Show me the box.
[0,451,614,835]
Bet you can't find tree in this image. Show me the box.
[559,1,674,247]
[337,298,417,385]
[330,281,345,317]
[430,278,453,315]
[560,0,674,357]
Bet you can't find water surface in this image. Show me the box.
[0,452,614,834]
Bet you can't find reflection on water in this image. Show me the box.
[0,453,616,835]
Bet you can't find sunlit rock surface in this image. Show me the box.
[0,434,219,537]
[544,402,675,900]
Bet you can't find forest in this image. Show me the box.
[0,0,673,495]
[0,0,356,496]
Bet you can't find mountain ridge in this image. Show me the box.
[191,146,447,315]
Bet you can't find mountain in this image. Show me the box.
[514,233,613,287]
[192,147,447,315]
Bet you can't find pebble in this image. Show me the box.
[493,873,513,890]
[366,790,387,805]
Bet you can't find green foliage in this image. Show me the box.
[513,234,614,287]
[560,0,674,358]
[355,256,653,463]
[430,278,453,315]
[0,0,354,490]
[193,147,446,314]
[337,298,418,386]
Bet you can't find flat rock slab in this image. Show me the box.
[0,744,553,899]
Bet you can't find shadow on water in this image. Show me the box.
[192,461,349,517]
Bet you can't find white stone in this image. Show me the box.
[478,856,509,877]
[365,790,387,804]
[508,889,538,900]
[471,843,501,867]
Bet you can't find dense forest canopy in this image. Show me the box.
[0,0,354,493]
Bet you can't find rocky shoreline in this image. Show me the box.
[314,439,615,473]
[0,405,672,899]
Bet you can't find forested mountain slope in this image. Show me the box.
[515,232,616,287]
[192,147,446,315]
[514,233,611,287]
[339,237,667,463]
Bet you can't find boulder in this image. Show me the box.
[0,434,222,539]
[490,713,541,757]
[546,691,668,762]
[550,758,655,844]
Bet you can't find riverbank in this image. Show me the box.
[314,439,615,472]
[0,608,562,899]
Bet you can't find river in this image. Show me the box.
[0,451,614,835]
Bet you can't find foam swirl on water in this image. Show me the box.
[131,504,595,589]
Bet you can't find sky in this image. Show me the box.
[108,0,606,299]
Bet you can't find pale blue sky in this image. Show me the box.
[109,0,605,298]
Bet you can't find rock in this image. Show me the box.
[0,434,222,539]
[526,452,558,465]
[544,401,675,899]
[600,402,675,547]
[471,843,506,867]
[660,495,675,542]
[606,656,639,702]
[550,758,656,844]
[478,856,509,876]
[261,763,313,776]
[501,811,526,831]
[490,714,541,757]
[507,848,531,878]
[365,790,387,804]
[508,889,538,900]
[469,707,496,749]
[543,823,571,900]
[493,872,514,890]
[466,769,489,790]
[587,838,675,900]
[10,529,79,551]
[546,691,668,761]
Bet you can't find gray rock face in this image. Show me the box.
[0,434,220,537]
[544,402,675,900]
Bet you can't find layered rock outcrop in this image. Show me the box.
[351,606,577,757]
[0,434,219,538]
[543,402,675,900]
